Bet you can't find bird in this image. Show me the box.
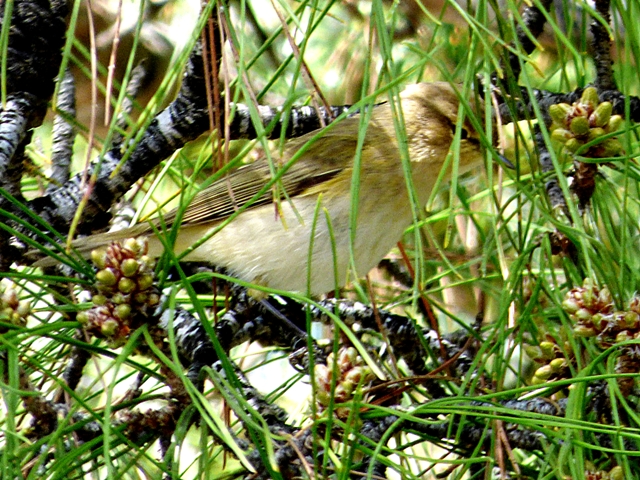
[34,82,489,296]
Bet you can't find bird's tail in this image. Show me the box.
[30,223,151,268]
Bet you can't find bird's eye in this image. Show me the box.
[450,122,472,140]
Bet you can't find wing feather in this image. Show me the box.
[163,130,362,227]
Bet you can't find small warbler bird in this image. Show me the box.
[36,82,488,295]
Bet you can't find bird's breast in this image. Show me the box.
[178,184,416,295]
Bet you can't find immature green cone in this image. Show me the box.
[615,330,633,343]
[573,324,597,337]
[115,304,132,320]
[574,308,592,322]
[123,237,144,255]
[549,358,565,372]
[562,297,580,314]
[607,114,623,132]
[530,375,546,386]
[524,344,543,360]
[118,277,136,294]
[587,127,606,142]
[92,294,107,306]
[609,466,624,480]
[91,248,108,270]
[101,319,119,337]
[600,138,624,157]
[564,138,582,153]
[96,268,118,287]
[624,311,639,329]
[570,116,590,136]
[549,103,572,125]
[534,364,553,380]
[138,274,154,291]
[539,341,556,359]
[589,101,612,128]
[77,311,90,325]
[580,86,600,109]
[551,128,572,143]
[121,258,140,277]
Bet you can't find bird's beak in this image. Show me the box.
[496,153,515,169]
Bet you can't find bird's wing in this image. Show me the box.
[165,131,361,228]
[29,116,373,267]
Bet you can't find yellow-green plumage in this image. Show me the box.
[35,83,487,295]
